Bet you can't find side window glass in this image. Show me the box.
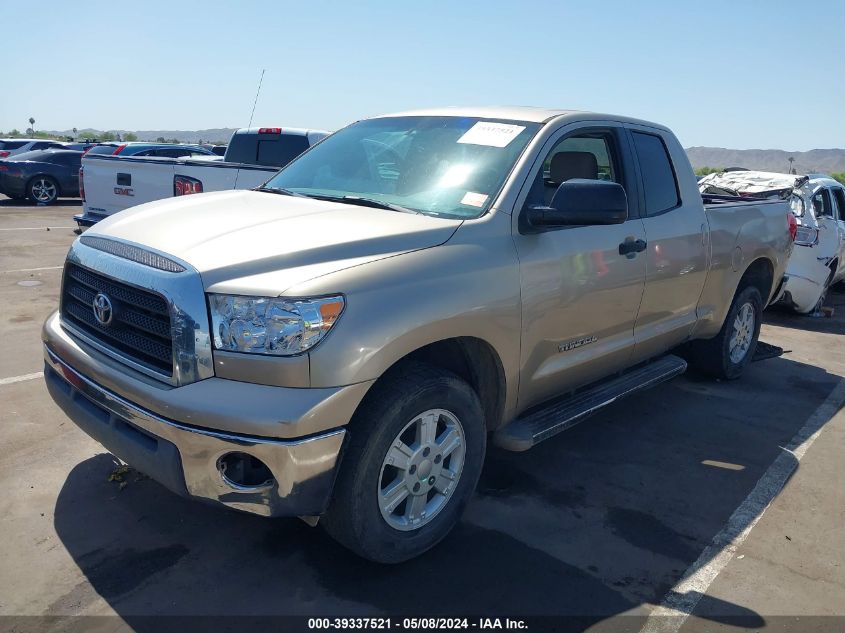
[631,131,680,216]
[829,188,845,221]
[532,131,621,207]
[812,190,832,218]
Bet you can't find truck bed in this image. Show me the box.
[77,154,279,226]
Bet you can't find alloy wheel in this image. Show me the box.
[378,408,466,531]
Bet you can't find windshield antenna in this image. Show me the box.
[247,68,266,130]
[234,68,266,190]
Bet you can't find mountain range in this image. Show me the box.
[35,129,845,174]
[685,147,845,174]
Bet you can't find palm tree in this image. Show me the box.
[28,117,35,133]
[788,157,795,174]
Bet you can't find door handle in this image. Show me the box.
[619,238,647,256]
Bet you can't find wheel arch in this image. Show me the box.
[737,256,775,304]
[354,336,508,432]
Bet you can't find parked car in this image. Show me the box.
[0,149,82,203]
[43,107,794,563]
[76,127,329,226]
[64,141,104,152]
[201,144,228,156]
[700,170,845,313]
[0,138,67,158]
[82,142,217,158]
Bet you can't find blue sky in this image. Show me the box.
[2,0,842,150]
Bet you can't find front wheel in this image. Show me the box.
[687,285,762,380]
[27,176,59,204]
[322,362,486,563]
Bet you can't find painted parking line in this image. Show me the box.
[0,265,63,274]
[640,377,845,633]
[0,226,76,231]
[0,372,44,387]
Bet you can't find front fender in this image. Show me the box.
[296,213,523,421]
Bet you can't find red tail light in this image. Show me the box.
[258,127,282,134]
[111,144,128,155]
[0,151,10,158]
[787,211,797,241]
[173,175,203,197]
[79,167,85,202]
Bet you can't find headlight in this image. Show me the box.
[208,294,344,356]
[789,194,805,217]
[794,226,819,247]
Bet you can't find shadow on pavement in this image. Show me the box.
[50,354,843,629]
[0,198,81,208]
[763,290,845,335]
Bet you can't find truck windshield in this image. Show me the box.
[263,116,541,218]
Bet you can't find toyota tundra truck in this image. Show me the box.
[43,107,794,563]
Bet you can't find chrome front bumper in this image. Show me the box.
[44,343,348,518]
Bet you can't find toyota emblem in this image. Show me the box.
[92,293,113,326]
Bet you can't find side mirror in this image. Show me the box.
[522,179,628,232]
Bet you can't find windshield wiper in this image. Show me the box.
[312,194,418,215]
[253,186,310,198]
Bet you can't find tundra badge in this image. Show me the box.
[559,336,597,353]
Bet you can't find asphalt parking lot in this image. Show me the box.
[1,197,844,633]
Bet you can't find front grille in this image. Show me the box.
[61,263,173,376]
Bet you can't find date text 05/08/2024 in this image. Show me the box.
[307,618,528,630]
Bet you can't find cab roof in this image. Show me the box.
[370,106,670,130]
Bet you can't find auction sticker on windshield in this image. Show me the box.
[460,191,488,207]
[457,121,526,147]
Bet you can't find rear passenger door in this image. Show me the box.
[626,126,709,363]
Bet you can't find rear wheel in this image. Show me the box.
[27,176,59,204]
[322,362,485,563]
[687,285,762,380]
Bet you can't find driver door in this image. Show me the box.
[512,123,646,411]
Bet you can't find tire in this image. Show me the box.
[322,362,486,563]
[687,285,762,380]
[27,176,59,204]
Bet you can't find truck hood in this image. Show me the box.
[88,190,462,293]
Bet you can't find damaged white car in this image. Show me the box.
[700,171,845,314]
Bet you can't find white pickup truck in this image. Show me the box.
[76,127,329,227]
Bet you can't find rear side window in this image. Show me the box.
[85,145,117,155]
[0,141,27,150]
[832,188,845,221]
[632,132,680,216]
[152,148,192,158]
[256,136,310,167]
[48,153,82,167]
[812,189,833,218]
[225,134,310,167]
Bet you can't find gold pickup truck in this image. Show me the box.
[43,107,794,562]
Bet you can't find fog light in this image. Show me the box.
[217,452,274,489]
